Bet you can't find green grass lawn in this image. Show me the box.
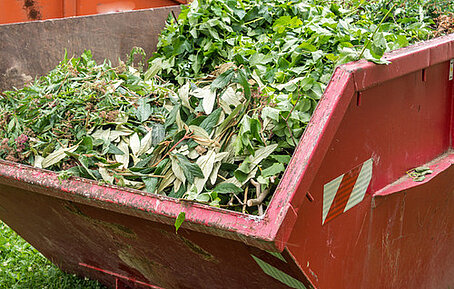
[0,221,106,289]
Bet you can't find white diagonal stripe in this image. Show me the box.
[344,158,373,212]
[322,174,343,224]
[251,255,307,289]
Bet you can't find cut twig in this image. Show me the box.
[120,85,140,98]
[228,194,235,206]
[242,186,249,214]
[114,172,165,178]
[154,74,166,83]
[233,193,244,205]
[285,92,302,122]
[252,192,269,215]
[217,174,227,181]
[151,132,193,167]
[248,179,266,215]
[247,177,276,214]
[220,203,242,208]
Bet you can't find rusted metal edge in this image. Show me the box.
[266,68,356,251]
[344,34,454,92]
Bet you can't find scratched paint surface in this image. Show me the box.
[286,36,454,289]
[0,184,307,288]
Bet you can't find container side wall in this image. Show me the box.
[0,184,308,289]
[0,6,179,91]
[286,55,454,288]
[365,162,454,289]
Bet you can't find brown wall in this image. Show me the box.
[0,6,180,91]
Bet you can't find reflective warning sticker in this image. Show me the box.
[322,158,373,225]
[251,254,307,289]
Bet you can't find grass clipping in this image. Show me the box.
[0,0,450,215]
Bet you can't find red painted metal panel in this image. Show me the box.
[0,182,307,288]
[0,0,63,24]
[286,35,454,288]
[63,0,77,17]
[77,0,181,16]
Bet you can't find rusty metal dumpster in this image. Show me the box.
[1,7,454,289]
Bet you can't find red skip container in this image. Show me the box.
[1,7,454,289]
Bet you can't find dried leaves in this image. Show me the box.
[434,12,454,36]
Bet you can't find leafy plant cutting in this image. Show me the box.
[0,0,452,215]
